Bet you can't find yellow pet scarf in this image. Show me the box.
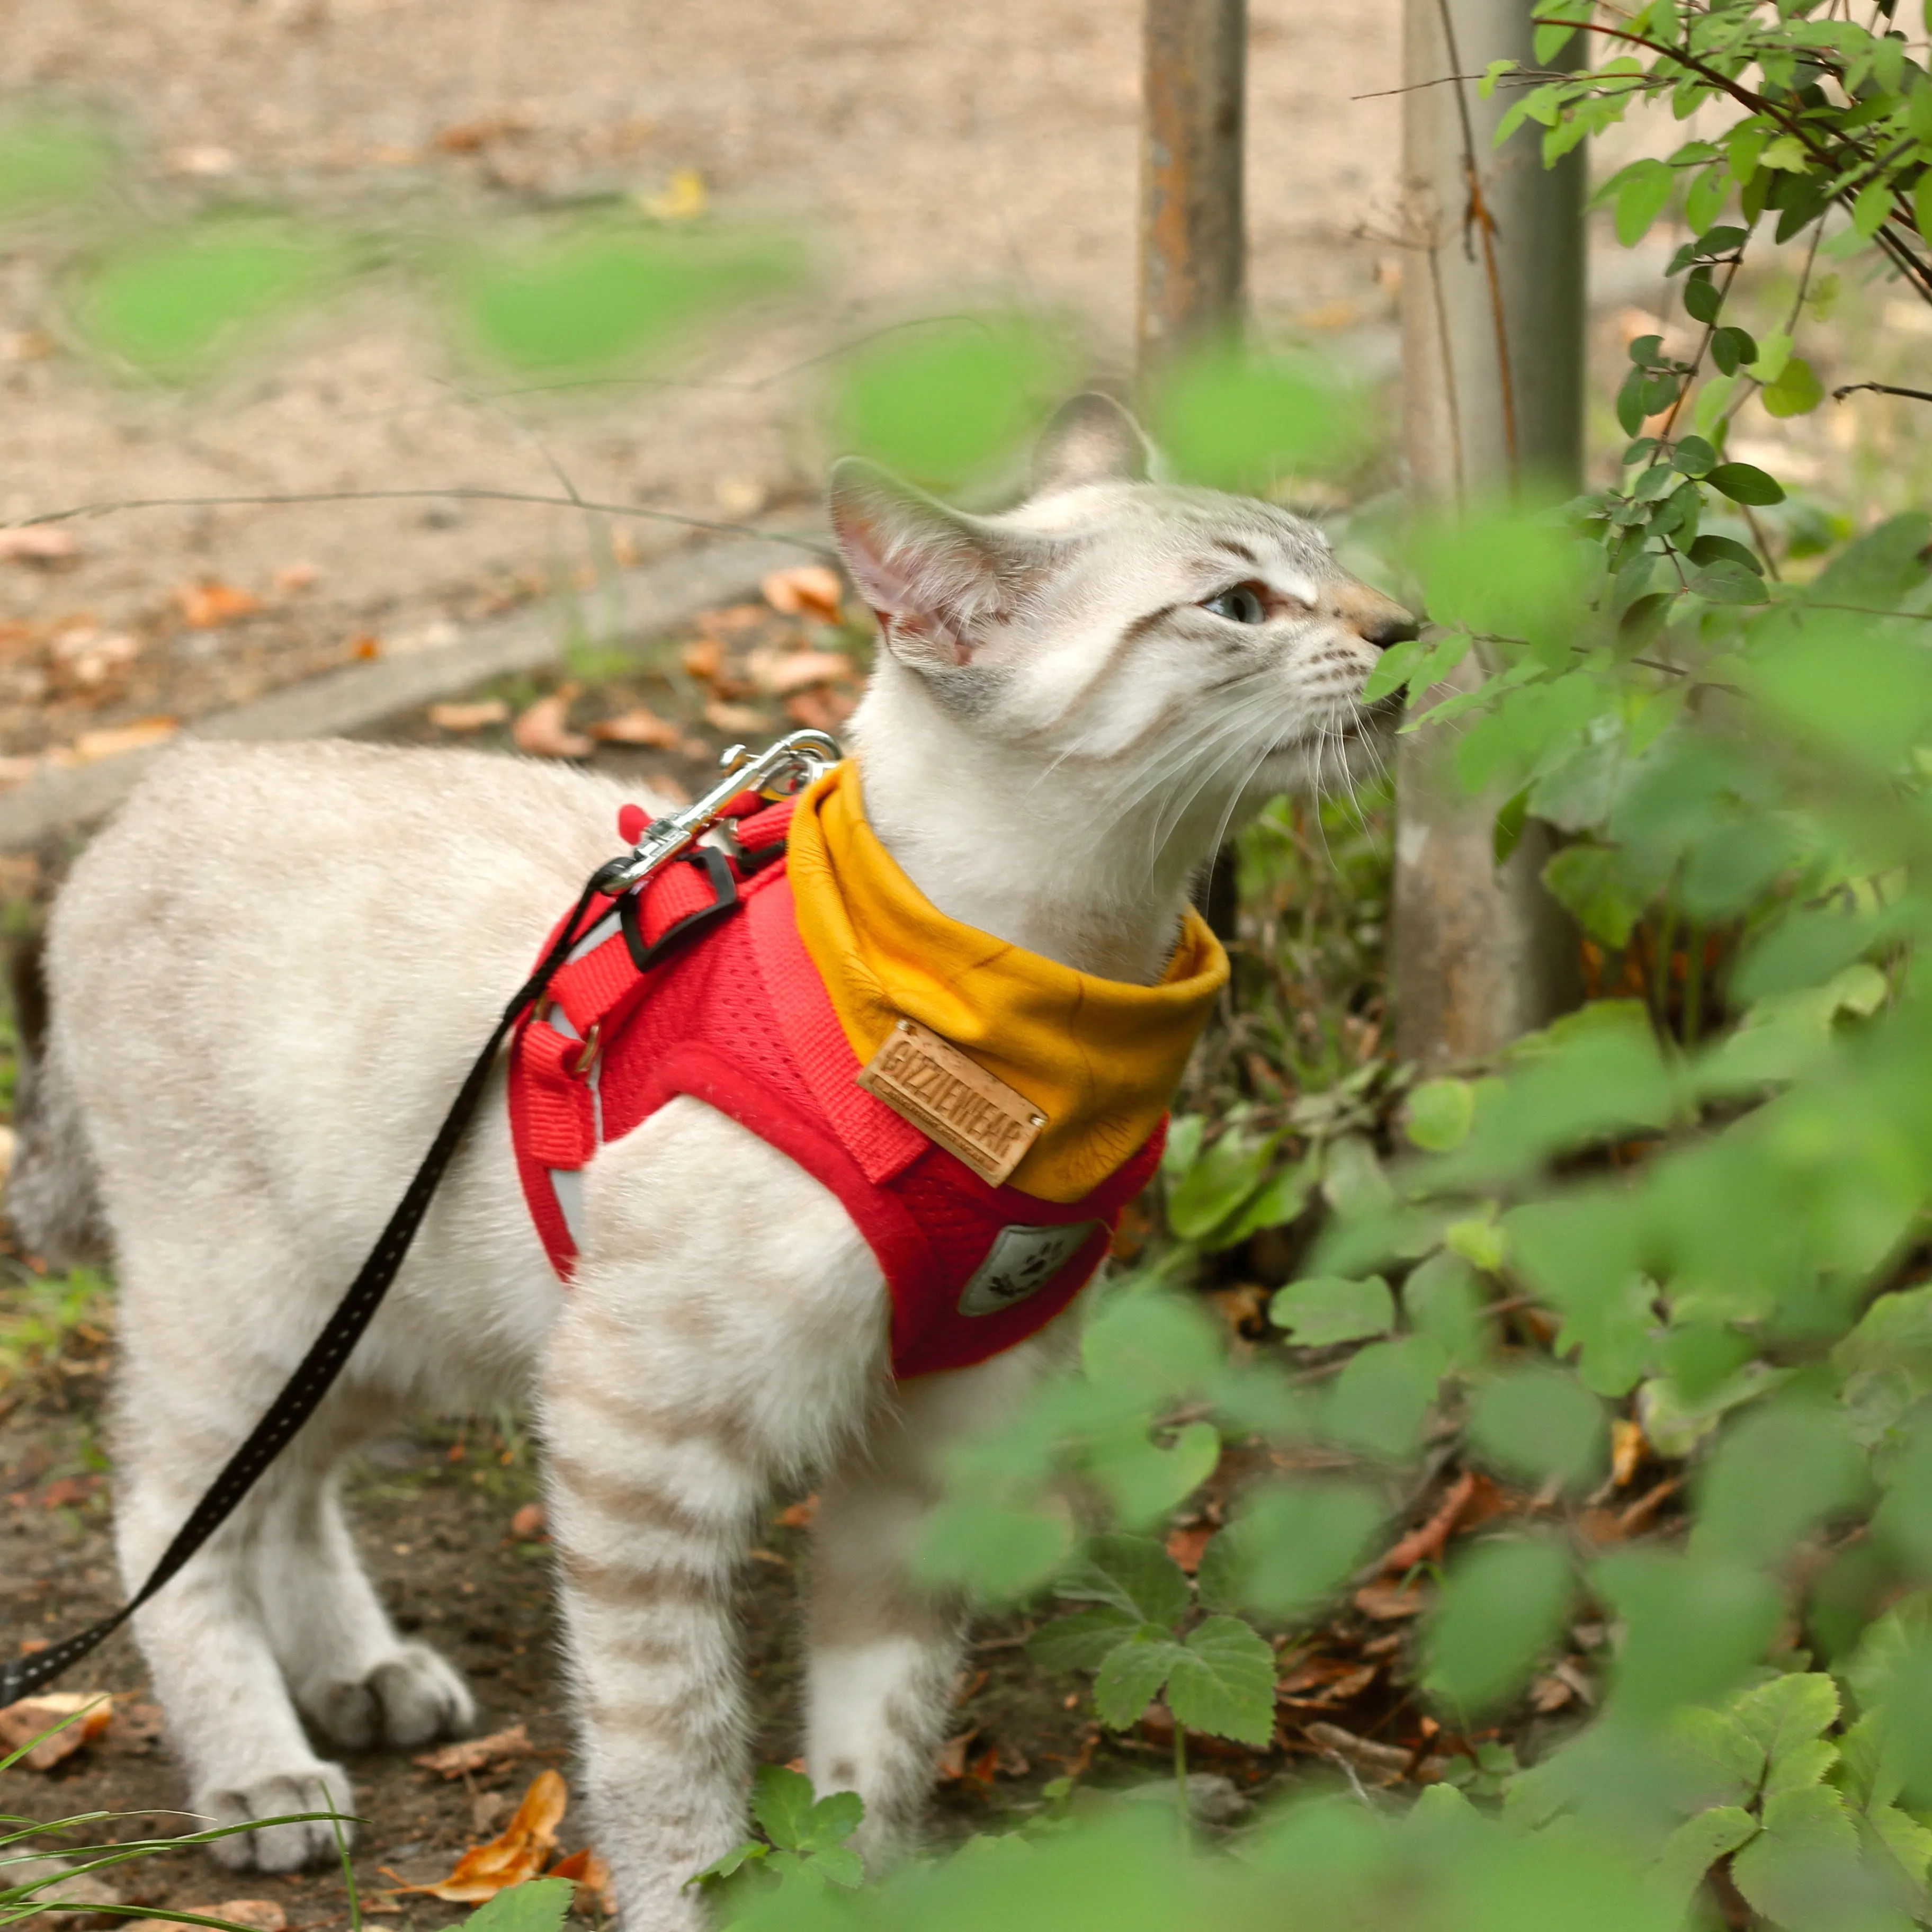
[785,763,1228,1203]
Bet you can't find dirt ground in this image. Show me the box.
[0,0,1406,768]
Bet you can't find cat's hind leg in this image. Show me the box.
[802,1325,1075,1866]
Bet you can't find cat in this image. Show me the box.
[8,394,1413,1929]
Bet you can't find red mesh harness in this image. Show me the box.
[507,795,1162,1380]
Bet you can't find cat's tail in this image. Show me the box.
[7,935,110,1268]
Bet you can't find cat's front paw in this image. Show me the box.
[198,1763,355,1872]
[305,1642,476,1751]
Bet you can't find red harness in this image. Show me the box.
[507,797,1162,1379]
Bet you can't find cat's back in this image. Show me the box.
[48,739,645,1144]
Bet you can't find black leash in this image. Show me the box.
[0,870,614,1707]
[0,727,839,1710]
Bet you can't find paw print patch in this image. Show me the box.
[957,1221,1102,1318]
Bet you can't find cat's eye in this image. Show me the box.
[1202,583,1268,626]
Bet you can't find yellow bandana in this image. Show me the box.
[785,763,1229,1203]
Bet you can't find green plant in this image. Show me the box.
[1027,1533,1275,1809]
[688,1767,867,1916]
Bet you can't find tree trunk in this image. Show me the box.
[1392,0,1586,1066]
[1138,0,1247,378]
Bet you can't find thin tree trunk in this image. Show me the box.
[1392,0,1586,1064]
[1138,0,1247,378]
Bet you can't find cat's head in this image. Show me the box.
[830,393,1415,875]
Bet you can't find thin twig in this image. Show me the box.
[3,487,831,553]
[1834,380,1932,406]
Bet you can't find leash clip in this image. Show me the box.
[593,728,839,897]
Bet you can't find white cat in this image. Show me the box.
[10,396,1411,1929]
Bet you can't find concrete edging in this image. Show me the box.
[0,532,819,851]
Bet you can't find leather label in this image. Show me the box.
[855,1018,1044,1187]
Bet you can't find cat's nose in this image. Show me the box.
[1332,585,1420,651]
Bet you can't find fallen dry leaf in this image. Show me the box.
[935,1729,979,1781]
[430,700,510,734]
[1,1692,114,1770]
[767,650,855,698]
[703,700,769,737]
[397,1768,567,1902]
[642,168,707,221]
[681,637,725,682]
[1165,1523,1213,1575]
[172,1901,285,1932]
[696,604,765,638]
[587,706,683,749]
[1276,1656,1379,1709]
[783,688,854,733]
[350,634,381,660]
[1379,1470,1477,1576]
[0,527,79,567]
[51,628,141,687]
[1206,1282,1272,1341]
[1609,1417,1647,1489]
[774,1494,818,1529]
[53,718,178,765]
[511,1502,546,1540]
[1353,1580,1429,1621]
[547,1848,614,1916]
[761,565,843,624]
[513,689,592,759]
[414,1722,532,1781]
[272,561,321,594]
[41,1476,99,1509]
[174,582,260,628]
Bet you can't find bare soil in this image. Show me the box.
[0,0,1405,771]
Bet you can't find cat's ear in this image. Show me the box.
[828,457,1040,672]
[1030,392,1153,495]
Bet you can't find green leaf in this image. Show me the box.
[1215,1156,1316,1247]
[460,1880,575,1932]
[834,315,1070,488]
[1424,1536,1574,1716]
[1166,1129,1280,1242]
[1361,636,1426,703]
[1321,1134,1396,1220]
[1596,1550,1782,1719]
[752,1765,819,1851]
[1672,433,1717,477]
[1710,326,1758,375]
[1729,1674,1841,1792]
[1615,161,1677,246]
[1651,1808,1759,1912]
[1542,844,1649,948]
[1760,355,1823,418]
[1057,1533,1191,1627]
[1325,1336,1444,1462]
[1087,1419,1222,1527]
[686,1841,768,1887]
[803,1790,865,1853]
[1205,1479,1387,1618]
[1705,460,1785,505]
[1166,1616,1277,1746]
[1682,271,1722,325]
[1406,1078,1477,1152]
[458,222,798,379]
[808,1845,865,1890]
[76,222,334,382]
[0,115,113,221]
[1271,1274,1396,1347]
[914,1498,1070,1598]
[1687,533,1763,575]
[1469,1366,1604,1491]
[1696,1402,1866,1568]
[1152,347,1371,488]
[1917,171,1932,251]
[1027,1604,1147,1673]
[1731,1785,1861,1928]
[1093,1630,1186,1730]
[1404,1250,1488,1369]
[1687,559,1769,604]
